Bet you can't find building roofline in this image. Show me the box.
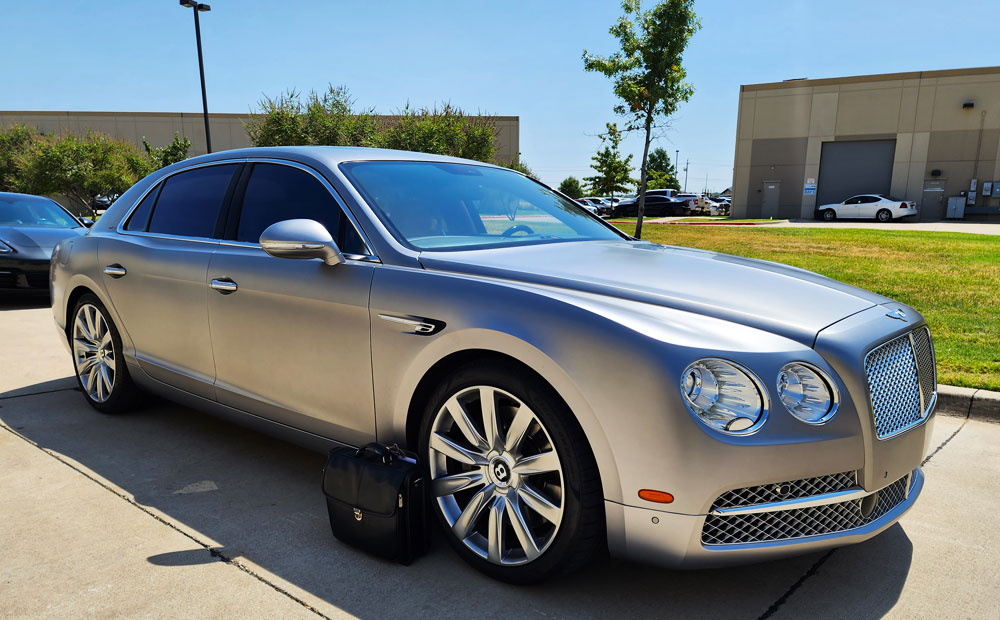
[0,110,519,121]
[741,65,1000,92]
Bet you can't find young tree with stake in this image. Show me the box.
[583,0,699,238]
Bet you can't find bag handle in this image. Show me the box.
[356,443,391,464]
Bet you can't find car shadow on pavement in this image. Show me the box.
[0,296,50,312]
[0,387,913,619]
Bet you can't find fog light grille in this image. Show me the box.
[710,471,857,511]
[701,473,911,546]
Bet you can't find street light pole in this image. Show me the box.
[180,1,212,153]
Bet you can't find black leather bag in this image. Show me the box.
[322,443,428,565]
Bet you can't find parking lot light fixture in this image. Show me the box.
[179,0,213,153]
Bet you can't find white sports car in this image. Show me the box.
[816,195,918,222]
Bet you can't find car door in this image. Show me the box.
[857,195,881,218]
[98,162,240,399]
[839,196,862,218]
[206,161,378,446]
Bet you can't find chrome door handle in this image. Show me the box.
[209,278,238,294]
[104,265,127,278]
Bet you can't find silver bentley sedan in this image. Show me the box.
[51,147,936,583]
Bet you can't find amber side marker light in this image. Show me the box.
[638,489,674,504]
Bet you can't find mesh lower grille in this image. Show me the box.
[710,472,857,511]
[702,473,911,546]
[866,330,933,439]
[911,327,937,410]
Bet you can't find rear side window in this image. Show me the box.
[147,164,238,238]
[124,185,160,232]
[235,163,365,254]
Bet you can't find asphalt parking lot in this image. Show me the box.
[1,298,998,619]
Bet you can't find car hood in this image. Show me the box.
[0,225,86,255]
[418,240,888,346]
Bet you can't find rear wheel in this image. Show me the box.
[822,209,836,221]
[876,209,892,222]
[419,360,603,583]
[71,294,141,413]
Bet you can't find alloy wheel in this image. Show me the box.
[428,385,565,566]
[72,303,116,403]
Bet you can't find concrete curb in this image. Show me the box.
[936,384,1000,422]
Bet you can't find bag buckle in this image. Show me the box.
[353,507,363,521]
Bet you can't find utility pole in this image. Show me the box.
[683,159,689,192]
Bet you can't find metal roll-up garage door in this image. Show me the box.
[816,140,896,208]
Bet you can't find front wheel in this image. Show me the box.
[876,209,892,222]
[419,360,603,583]
[822,209,836,221]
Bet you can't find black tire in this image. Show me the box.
[69,293,142,414]
[822,209,836,221]
[418,359,604,584]
[876,209,892,222]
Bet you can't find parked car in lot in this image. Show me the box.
[816,195,918,222]
[612,193,689,217]
[0,192,90,294]
[52,147,936,583]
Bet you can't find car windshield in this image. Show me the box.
[340,161,626,250]
[0,195,79,228]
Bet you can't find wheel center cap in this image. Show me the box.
[490,456,512,487]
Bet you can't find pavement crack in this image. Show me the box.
[756,549,836,620]
[0,422,334,620]
[0,386,79,401]
[922,417,967,466]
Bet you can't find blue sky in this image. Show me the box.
[4,1,998,190]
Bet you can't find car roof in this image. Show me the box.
[172,146,502,170]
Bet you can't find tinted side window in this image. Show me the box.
[147,164,238,238]
[124,184,160,232]
[236,163,365,253]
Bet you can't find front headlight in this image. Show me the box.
[776,362,839,424]
[0,239,15,254]
[680,358,767,435]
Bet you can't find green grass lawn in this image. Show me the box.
[611,224,1000,391]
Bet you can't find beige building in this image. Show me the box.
[0,110,520,163]
[732,66,1000,221]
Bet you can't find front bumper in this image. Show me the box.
[607,467,924,568]
[0,257,50,293]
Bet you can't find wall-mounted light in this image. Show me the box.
[962,101,975,109]
[931,169,942,177]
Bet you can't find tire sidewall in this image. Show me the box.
[70,294,133,413]
[877,209,891,222]
[418,361,598,583]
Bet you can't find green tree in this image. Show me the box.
[583,123,634,201]
[245,86,380,148]
[499,157,538,180]
[584,0,699,238]
[246,86,498,163]
[143,134,192,169]
[558,176,584,198]
[645,147,680,190]
[0,124,41,191]
[14,132,153,218]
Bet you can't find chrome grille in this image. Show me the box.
[865,328,935,440]
[702,473,911,546]
[911,327,937,411]
[710,471,857,511]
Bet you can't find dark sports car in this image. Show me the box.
[0,192,89,294]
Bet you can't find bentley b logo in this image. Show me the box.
[494,462,509,483]
[885,308,907,321]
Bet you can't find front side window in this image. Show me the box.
[147,164,238,238]
[340,161,625,251]
[0,195,79,228]
[235,163,366,254]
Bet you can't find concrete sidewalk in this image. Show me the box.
[2,303,998,619]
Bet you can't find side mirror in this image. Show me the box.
[259,219,344,266]
[79,217,95,228]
